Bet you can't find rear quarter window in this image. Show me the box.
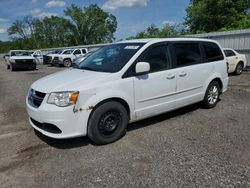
[203,42,224,61]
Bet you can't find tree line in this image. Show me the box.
[0,0,249,53]
[1,4,117,52]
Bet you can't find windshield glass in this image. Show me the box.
[78,43,145,72]
[11,51,30,56]
[63,50,73,54]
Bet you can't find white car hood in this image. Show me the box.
[31,68,111,93]
[10,56,34,60]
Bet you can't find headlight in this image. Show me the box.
[47,91,79,107]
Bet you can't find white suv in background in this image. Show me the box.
[26,38,228,145]
[53,48,88,67]
[224,48,247,75]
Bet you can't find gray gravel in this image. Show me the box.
[0,61,249,188]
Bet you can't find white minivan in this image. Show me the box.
[26,38,229,144]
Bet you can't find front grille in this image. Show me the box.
[30,118,62,134]
[15,59,34,64]
[28,89,46,108]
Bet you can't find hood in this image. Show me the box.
[10,56,34,60]
[31,68,111,93]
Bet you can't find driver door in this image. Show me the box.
[133,44,177,120]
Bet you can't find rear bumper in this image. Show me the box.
[222,77,229,93]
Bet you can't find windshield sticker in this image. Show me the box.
[124,46,140,50]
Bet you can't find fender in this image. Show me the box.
[76,89,136,121]
[202,72,223,96]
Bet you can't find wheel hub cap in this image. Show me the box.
[208,86,218,105]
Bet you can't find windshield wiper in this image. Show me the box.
[81,66,96,71]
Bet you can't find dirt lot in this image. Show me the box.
[0,60,249,188]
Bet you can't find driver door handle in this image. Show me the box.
[179,72,187,77]
[166,74,175,80]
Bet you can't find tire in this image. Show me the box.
[10,64,15,71]
[234,62,243,75]
[88,101,128,145]
[203,81,221,108]
[63,59,72,67]
[7,65,10,70]
[32,66,36,70]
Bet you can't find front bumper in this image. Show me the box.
[11,62,36,69]
[26,95,90,139]
[52,59,63,65]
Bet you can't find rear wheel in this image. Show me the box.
[63,59,72,67]
[203,81,220,108]
[88,101,128,145]
[234,62,243,75]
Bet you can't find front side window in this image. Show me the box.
[203,42,224,61]
[224,50,236,57]
[138,45,171,73]
[78,43,145,73]
[74,50,81,55]
[173,42,202,67]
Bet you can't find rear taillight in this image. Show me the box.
[226,62,229,73]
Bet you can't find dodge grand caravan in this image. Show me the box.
[26,38,229,144]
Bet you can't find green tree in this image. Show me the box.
[64,4,117,44]
[128,23,186,39]
[185,0,250,33]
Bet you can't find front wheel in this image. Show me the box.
[88,101,128,145]
[10,64,15,71]
[63,59,72,67]
[203,81,220,108]
[7,65,10,69]
[234,62,243,75]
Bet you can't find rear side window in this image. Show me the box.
[173,42,202,67]
[203,42,224,61]
[138,45,171,73]
[224,50,236,57]
[82,49,87,54]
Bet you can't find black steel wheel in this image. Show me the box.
[88,101,128,145]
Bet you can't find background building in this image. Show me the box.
[190,29,250,66]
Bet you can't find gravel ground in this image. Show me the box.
[0,61,249,188]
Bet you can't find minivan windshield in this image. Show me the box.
[78,43,145,73]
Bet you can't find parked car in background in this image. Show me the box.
[72,50,97,67]
[43,50,61,64]
[5,50,36,71]
[29,50,44,64]
[224,48,247,75]
[44,49,67,65]
[27,38,228,144]
[53,48,88,67]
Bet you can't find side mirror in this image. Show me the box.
[135,62,150,75]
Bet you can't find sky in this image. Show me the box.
[0,0,190,41]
